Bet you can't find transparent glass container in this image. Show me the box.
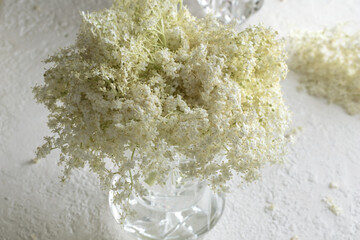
[109,174,225,240]
[184,0,264,24]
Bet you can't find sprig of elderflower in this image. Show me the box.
[33,0,290,221]
[288,25,360,115]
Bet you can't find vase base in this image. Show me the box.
[109,179,225,240]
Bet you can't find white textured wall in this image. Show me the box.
[1,0,360,239]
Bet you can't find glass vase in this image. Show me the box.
[109,173,225,240]
[184,0,264,24]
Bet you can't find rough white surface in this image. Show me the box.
[0,0,360,239]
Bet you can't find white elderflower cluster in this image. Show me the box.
[33,0,290,221]
[288,26,360,115]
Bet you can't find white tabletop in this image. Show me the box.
[1,0,360,239]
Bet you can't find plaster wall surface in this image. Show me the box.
[1,0,360,239]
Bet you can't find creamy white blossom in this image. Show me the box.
[33,0,290,222]
[288,25,360,115]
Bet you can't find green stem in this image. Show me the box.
[128,148,136,198]
[160,18,167,47]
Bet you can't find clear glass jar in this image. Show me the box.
[109,174,225,240]
[184,0,264,24]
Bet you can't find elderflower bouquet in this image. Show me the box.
[33,0,290,221]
